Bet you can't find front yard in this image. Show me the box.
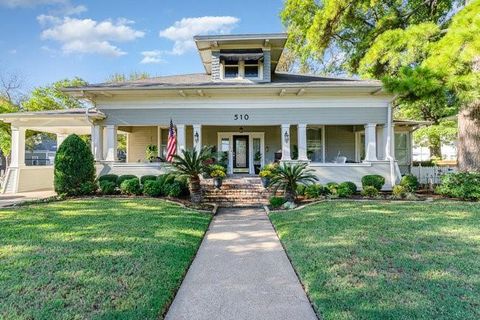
[0,198,211,319]
[270,201,480,320]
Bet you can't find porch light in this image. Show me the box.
[284,131,290,143]
[239,127,244,133]
[194,131,199,144]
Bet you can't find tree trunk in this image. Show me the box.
[457,101,480,171]
[189,175,202,203]
[429,143,442,159]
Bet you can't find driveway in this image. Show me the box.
[165,207,317,320]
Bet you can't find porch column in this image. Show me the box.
[10,126,26,168]
[176,124,186,154]
[56,133,69,148]
[364,123,377,161]
[297,124,308,161]
[281,124,291,161]
[91,125,104,161]
[105,125,117,162]
[193,124,202,153]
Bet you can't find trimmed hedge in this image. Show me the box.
[269,196,286,208]
[99,180,116,195]
[361,186,379,198]
[326,182,339,195]
[361,175,385,191]
[143,180,163,197]
[117,175,138,187]
[339,181,357,194]
[98,174,118,185]
[140,175,157,185]
[120,178,142,195]
[305,184,324,199]
[54,134,95,196]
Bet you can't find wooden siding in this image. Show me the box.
[126,126,158,163]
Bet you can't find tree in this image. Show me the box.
[172,147,212,203]
[281,0,478,168]
[54,134,95,196]
[22,77,87,111]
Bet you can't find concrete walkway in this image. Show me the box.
[165,207,317,320]
[0,190,56,208]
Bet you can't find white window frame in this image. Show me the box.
[306,125,325,164]
[220,60,263,81]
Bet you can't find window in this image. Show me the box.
[244,60,259,78]
[307,127,323,162]
[253,138,261,163]
[221,138,230,152]
[395,132,409,165]
[160,128,168,158]
[224,65,239,78]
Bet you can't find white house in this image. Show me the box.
[0,33,419,194]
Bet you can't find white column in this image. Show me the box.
[281,124,291,161]
[193,124,202,153]
[176,124,186,154]
[297,124,308,161]
[364,123,377,161]
[56,133,69,148]
[377,126,385,160]
[91,125,104,161]
[105,125,117,162]
[10,126,26,168]
[157,126,162,157]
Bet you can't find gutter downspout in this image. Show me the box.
[386,95,399,187]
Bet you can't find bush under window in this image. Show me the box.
[120,178,142,195]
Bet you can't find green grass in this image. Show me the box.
[270,201,480,320]
[0,198,212,319]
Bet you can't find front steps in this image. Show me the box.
[202,176,271,206]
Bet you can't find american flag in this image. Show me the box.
[166,119,176,162]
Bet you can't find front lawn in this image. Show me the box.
[0,198,211,319]
[270,201,480,320]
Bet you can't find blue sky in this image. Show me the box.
[0,0,285,90]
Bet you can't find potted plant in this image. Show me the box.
[259,169,272,188]
[211,168,226,189]
[253,151,262,174]
[145,144,158,162]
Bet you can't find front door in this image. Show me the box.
[233,135,249,173]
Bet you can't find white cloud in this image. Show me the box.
[159,16,239,55]
[38,16,145,57]
[140,50,165,64]
[8,49,17,54]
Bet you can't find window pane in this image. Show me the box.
[395,133,408,149]
[245,66,259,78]
[253,138,261,163]
[224,66,238,78]
[244,59,258,65]
[307,127,323,162]
[221,138,230,152]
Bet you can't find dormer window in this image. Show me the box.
[220,50,263,80]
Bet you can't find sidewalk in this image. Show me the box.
[0,190,56,208]
[165,207,317,320]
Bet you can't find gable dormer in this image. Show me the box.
[194,33,287,83]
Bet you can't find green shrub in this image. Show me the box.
[143,180,163,197]
[166,182,182,197]
[98,174,118,185]
[296,184,306,196]
[361,174,385,191]
[140,175,157,185]
[361,186,379,198]
[117,175,138,187]
[339,181,357,194]
[120,178,142,195]
[269,196,286,208]
[326,182,339,194]
[80,181,97,195]
[400,174,419,192]
[99,180,116,195]
[157,173,176,187]
[436,172,480,200]
[392,185,407,199]
[54,134,95,196]
[174,176,190,196]
[337,185,354,198]
[305,184,323,198]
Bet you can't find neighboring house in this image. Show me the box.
[25,137,57,166]
[0,33,420,194]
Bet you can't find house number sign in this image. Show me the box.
[234,114,249,120]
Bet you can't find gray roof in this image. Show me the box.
[193,33,288,41]
[0,108,105,119]
[65,72,381,91]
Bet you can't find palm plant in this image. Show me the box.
[269,162,318,202]
[172,146,212,203]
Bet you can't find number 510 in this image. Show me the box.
[234,114,249,120]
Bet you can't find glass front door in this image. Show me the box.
[233,135,249,173]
